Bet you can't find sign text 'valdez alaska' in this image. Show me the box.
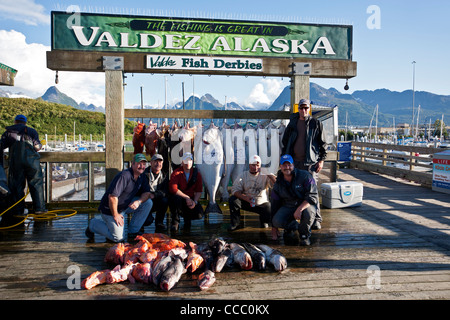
[52,12,353,60]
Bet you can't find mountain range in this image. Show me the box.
[1,84,448,127]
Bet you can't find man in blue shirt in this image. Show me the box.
[86,153,153,242]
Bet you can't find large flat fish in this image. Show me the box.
[230,127,245,183]
[256,244,287,271]
[195,123,224,214]
[160,257,186,291]
[242,242,266,270]
[219,123,235,202]
[229,243,252,270]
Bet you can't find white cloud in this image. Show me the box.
[0,29,105,107]
[244,78,284,109]
[0,0,49,26]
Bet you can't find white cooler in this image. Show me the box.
[320,181,363,209]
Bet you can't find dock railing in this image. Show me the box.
[9,150,338,207]
[350,141,442,187]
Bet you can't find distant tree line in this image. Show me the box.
[0,97,136,141]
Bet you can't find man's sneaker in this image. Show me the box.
[299,235,311,246]
[85,227,95,240]
[0,185,9,195]
[143,214,154,227]
[34,210,48,215]
[227,223,243,232]
[14,209,29,217]
[311,220,322,230]
[260,223,269,229]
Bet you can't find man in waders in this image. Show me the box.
[0,114,47,217]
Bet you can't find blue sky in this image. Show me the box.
[0,0,449,109]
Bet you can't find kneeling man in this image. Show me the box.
[271,154,319,245]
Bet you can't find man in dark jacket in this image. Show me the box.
[0,114,46,216]
[143,153,169,232]
[281,98,327,228]
[271,154,319,246]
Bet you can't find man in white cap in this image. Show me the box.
[281,98,327,229]
[228,154,276,231]
[168,152,204,232]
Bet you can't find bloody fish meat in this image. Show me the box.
[198,270,216,291]
[81,269,110,290]
[131,262,152,284]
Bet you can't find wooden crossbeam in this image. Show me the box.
[47,50,357,79]
[124,109,291,119]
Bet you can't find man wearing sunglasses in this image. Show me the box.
[281,98,327,230]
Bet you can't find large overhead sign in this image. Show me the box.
[51,12,353,61]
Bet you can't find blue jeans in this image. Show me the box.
[89,197,152,242]
[272,204,316,238]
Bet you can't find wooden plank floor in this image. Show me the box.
[0,168,449,300]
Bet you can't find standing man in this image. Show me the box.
[282,99,327,229]
[271,154,319,246]
[0,114,46,216]
[228,154,276,231]
[86,153,152,242]
[143,154,169,232]
[168,152,204,232]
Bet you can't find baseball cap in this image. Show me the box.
[15,114,27,122]
[182,152,193,162]
[298,99,310,106]
[133,153,147,163]
[249,154,261,164]
[280,154,294,165]
[151,154,163,161]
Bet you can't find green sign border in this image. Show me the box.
[51,11,352,60]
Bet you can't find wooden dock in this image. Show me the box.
[0,168,449,300]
